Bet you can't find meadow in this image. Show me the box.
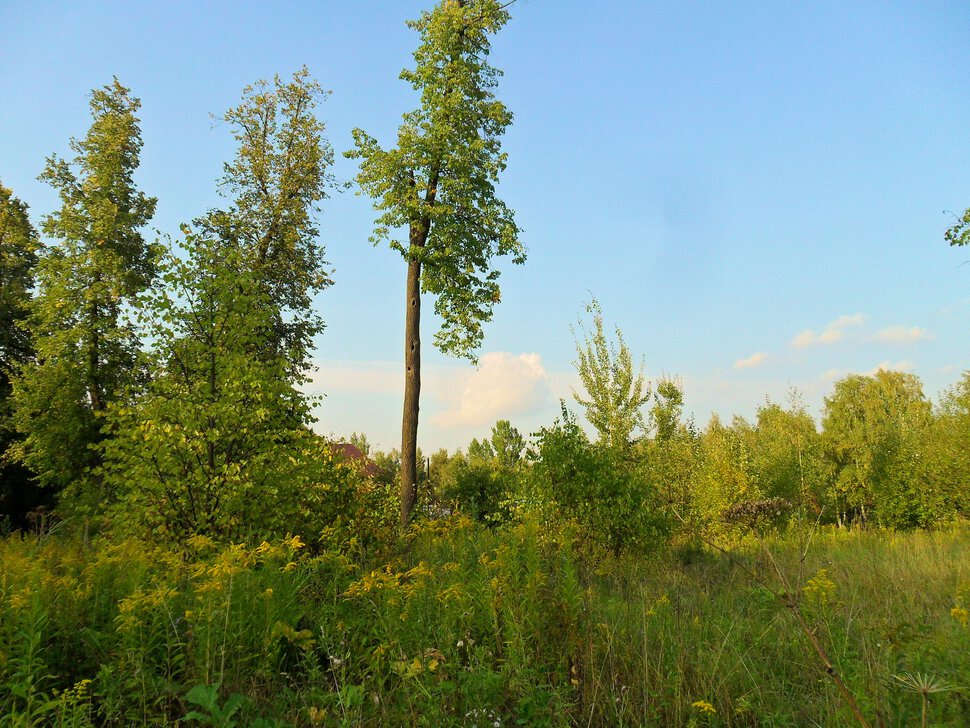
[2,516,968,727]
[2,3,969,726]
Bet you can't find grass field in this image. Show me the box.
[2,519,969,726]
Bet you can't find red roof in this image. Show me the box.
[331,442,380,478]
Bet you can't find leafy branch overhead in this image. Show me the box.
[946,207,970,248]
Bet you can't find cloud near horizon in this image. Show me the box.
[791,313,866,348]
[430,352,551,428]
[304,359,401,396]
[867,325,932,344]
[734,351,768,370]
[866,360,913,376]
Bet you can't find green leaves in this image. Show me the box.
[532,406,670,554]
[11,79,156,498]
[571,298,650,451]
[347,0,523,361]
[199,67,334,377]
[821,371,933,526]
[945,207,970,247]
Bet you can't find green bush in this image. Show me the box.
[531,408,670,554]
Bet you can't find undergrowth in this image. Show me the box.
[1,520,968,726]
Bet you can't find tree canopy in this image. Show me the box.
[11,79,157,499]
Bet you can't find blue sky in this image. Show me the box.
[2,1,968,452]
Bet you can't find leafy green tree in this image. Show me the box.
[444,420,525,522]
[348,0,524,524]
[572,298,650,450]
[643,378,697,517]
[11,79,157,500]
[650,377,684,444]
[690,415,759,541]
[746,394,824,513]
[489,419,525,468]
[466,436,495,463]
[821,370,932,526]
[908,371,970,525]
[101,234,342,542]
[349,431,372,457]
[0,184,37,380]
[199,67,334,377]
[533,405,669,554]
[0,183,45,524]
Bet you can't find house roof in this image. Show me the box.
[331,442,380,478]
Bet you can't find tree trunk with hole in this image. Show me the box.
[400,253,422,525]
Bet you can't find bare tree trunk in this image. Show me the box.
[400,255,422,525]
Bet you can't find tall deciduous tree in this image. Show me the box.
[102,69,337,541]
[0,183,44,523]
[199,67,334,378]
[348,0,523,524]
[11,80,157,499]
[821,370,931,526]
[489,419,524,468]
[102,234,339,542]
[572,298,650,450]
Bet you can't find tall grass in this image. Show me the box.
[1,521,968,725]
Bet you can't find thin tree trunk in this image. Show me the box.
[400,254,422,525]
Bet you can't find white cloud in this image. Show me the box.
[792,330,818,348]
[304,359,401,396]
[829,313,866,329]
[430,352,551,427]
[818,328,846,344]
[868,325,932,344]
[791,313,866,349]
[734,352,768,370]
[818,368,841,382]
[866,360,913,376]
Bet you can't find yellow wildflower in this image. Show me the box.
[692,700,716,714]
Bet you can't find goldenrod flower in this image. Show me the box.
[692,700,716,714]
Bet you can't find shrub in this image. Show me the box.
[531,408,670,554]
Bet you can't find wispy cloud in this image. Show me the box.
[430,352,551,428]
[734,352,768,370]
[866,360,913,376]
[867,325,932,344]
[791,313,866,349]
[304,359,400,395]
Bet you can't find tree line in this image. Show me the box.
[358,306,970,554]
[1,0,522,539]
[1,0,967,552]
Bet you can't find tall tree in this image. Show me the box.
[0,184,37,380]
[11,79,157,500]
[199,67,334,377]
[101,234,333,542]
[0,183,44,524]
[644,377,697,515]
[102,69,337,542]
[572,298,650,450]
[821,370,931,526]
[489,419,524,468]
[348,0,523,524]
